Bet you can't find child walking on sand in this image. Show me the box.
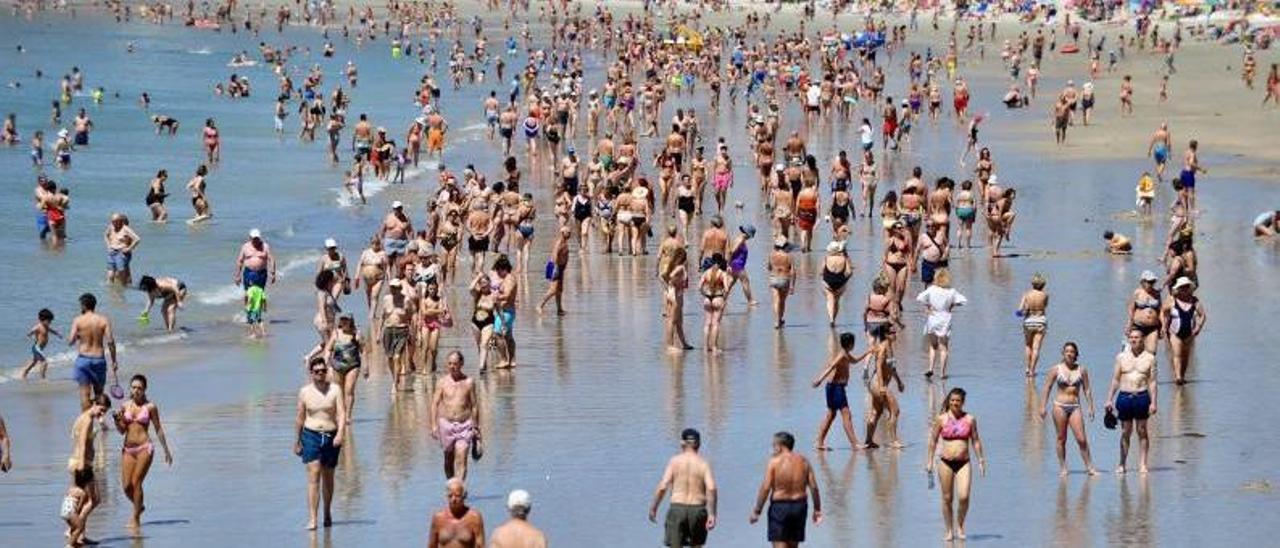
[245,285,267,338]
[21,308,62,380]
[812,332,872,451]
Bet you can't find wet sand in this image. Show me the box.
[2,3,1280,546]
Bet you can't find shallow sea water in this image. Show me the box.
[0,9,1279,547]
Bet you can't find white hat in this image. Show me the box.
[58,128,68,138]
[249,228,262,239]
[1173,276,1196,290]
[1139,270,1159,282]
[826,240,845,254]
[324,238,337,248]
[988,174,999,185]
[392,200,404,209]
[774,236,788,248]
[506,489,531,510]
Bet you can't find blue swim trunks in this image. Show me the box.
[73,355,108,389]
[1179,169,1195,189]
[825,382,849,411]
[37,213,49,238]
[494,309,516,336]
[300,427,340,468]
[383,237,409,257]
[107,249,132,272]
[242,267,268,289]
[1153,145,1168,165]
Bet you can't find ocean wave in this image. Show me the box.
[0,331,189,383]
[187,47,214,55]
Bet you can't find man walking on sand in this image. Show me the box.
[650,428,718,548]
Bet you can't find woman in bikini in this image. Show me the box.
[661,247,693,352]
[1127,271,1163,355]
[112,374,174,530]
[1038,342,1098,476]
[882,220,910,317]
[974,148,995,202]
[860,150,878,216]
[311,313,366,423]
[699,254,730,354]
[1018,273,1050,377]
[146,170,169,222]
[313,270,341,346]
[879,191,900,242]
[1162,277,1207,385]
[821,241,853,327]
[437,210,462,283]
[926,387,986,542]
[418,280,449,374]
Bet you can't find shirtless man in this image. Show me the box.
[1104,329,1158,474]
[352,113,373,160]
[234,229,276,289]
[68,293,118,410]
[429,478,485,548]
[294,356,346,530]
[425,108,448,160]
[492,257,519,369]
[749,432,822,548]
[699,216,728,265]
[431,351,480,481]
[465,202,494,275]
[491,489,547,548]
[104,213,140,285]
[67,395,110,545]
[537,226,571,316]
[379,201,413,261]
[498,105,518,156]
[1179,139,1206,212]
[1147,122,1172,182]
[649,428,717,548]
[482,91,501,141]
[381,279,415,393]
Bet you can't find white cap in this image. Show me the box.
[392,200,404,209]
[249,228,262,239]
[324,238,337,248]
[1173,276,1196,290]
[506,489,531,510]
[1140,270,1158,282]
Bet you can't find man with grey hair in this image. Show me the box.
[428,478,484,548]
[490,489,547,547]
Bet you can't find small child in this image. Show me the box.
[1135,171,1156,215]
[21,308,62,380]
[343,169,366,205]
[392,146,408,184]
[811,332,872,451]
[61,470,90,546]
[1103,230,1133,254]
[245,285,267,338]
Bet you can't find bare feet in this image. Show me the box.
[1059,468,1069,477]
[956,528,967,540]
[864,441,880,449]
[1115,465,1126,475]
[889,440,906,449]
[814,444,831,452]
[305,521,317,531]
[1087,467,1099,476]
[943,531,954,541]
[323,515,333,528]
[1139,465,1149,475]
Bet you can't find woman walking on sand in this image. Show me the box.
[111,375,174,531]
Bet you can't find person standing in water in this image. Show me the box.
[649,428,718,548]
[1147,122,1171,182]
[749,431,822,547]
[1038,342,1098,476]
[428,478,485,548]
[430,351,480,481]
[295,356,346,530]
[104,213,141,285]
[1162,277,1206,385]
[111,374,174,531]
[68,293,118,410]
[20,308,61,380]
[1179,139,1206,212]
[916,269,966,379]
[537,226,570,316]
[0,411,9,472]
[1017,273,1049,377]
[811,333,870,451]
[235,229,276,289]
[1105,329,1158,475]
[491,490,547,548]
[925,388,986,542]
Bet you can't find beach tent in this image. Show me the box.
[672,25,704,51]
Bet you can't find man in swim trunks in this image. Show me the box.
[750,432,821,547]
[1147,122,1172,181]
[104,213,141,285]
[537,226,571,316]
[379,201,413,261]
[381,279,415,393]
[68,293,117,410]
[492,256,519,369]
[650,428,717,548]
[430,351,480,481]
[1104,329,1158,475]
[1180,139,1206,211]
[482,91,500,141]
[234,229,275,289]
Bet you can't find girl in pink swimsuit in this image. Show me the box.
[112,374,174,530]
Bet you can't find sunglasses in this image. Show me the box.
[311,368,327,375]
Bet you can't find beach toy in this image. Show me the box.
[392,46,402,59]
[1014,309,1025,318]
[138,312,150,326]
[1059,43,1080,54]
[109,382,125,400]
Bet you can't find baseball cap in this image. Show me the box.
[324,238,337,248]
[507,489,531,510]
[249,228,262,239]
[392,200,404,209]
